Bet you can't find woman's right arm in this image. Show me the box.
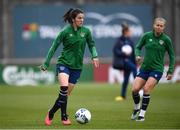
[135,34,146,64]
[41,31,64,71]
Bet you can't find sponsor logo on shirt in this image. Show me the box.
[159,40,164,45]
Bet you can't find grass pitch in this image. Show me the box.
[0,82,180,129]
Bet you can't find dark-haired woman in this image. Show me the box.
[40,8,99,126]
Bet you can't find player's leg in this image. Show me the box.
[45,72,69,125]
[115,70,131,101]
[67,68,81,96]
[136,77,157,121]
[45,64,70,125]
[137,71,162,121]
[116,60,137,101]
[129,62,144,101]
[60,68,81,125]
[57,72,71,125]
[68,83,75,95]
[58,83,75,125]
[121,70,131,98]
[131,77,146,120]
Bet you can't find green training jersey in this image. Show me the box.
[135,31,175,74]
[43,25,98,69]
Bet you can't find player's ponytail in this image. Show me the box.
[63,8,84,24]
[63,8,74,24]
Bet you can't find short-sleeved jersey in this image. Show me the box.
[43,25,98,70]
[135,31,175,74]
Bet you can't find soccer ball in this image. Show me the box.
[75,108,91,124]
[122,44,132,55]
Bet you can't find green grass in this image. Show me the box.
[0,83,180,129]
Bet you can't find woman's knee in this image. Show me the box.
[143,77,157,94]
[143,86,152,95]
[132,86,140,94]
[132,77,146,93]
[132,82,141,93]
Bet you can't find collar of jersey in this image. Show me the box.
[70,25,82,31]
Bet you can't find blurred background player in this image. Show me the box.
[40,8,99,125]
[112,22,137,101]
[131,17,175,121]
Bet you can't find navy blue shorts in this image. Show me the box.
[136,69,163,82]
[56,64,82,84]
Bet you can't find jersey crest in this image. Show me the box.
[149,39,153,42]
[159,40,164,45]
[80,32,85,37]
[69,33,73,37]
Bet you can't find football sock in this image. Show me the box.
[139,94,150,117]
[59,86,68,120]
[49,86,68,120]
[132,92,140,110]
[49,98,61,119]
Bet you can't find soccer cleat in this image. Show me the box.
[131,109,140,120]
[61,114,72,125]
[45,112,53,126]
[136,116,145,121]
[115,96,125,101]
[62,119,72,125]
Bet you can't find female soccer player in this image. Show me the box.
[112,22,137,101]
[131,17,175,121]
[40,8,99,125]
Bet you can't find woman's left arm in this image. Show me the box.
[166,37,175,77]
[86,29,99,68]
